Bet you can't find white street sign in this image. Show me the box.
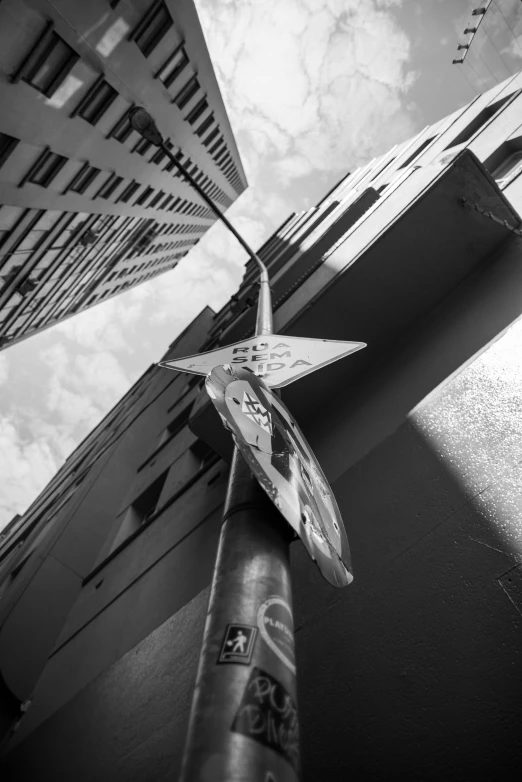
[160,334,365,388]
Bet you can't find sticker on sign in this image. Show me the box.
[159,334,365,388]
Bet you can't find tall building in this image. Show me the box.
[2,74,522,779]
[0,0,246,351]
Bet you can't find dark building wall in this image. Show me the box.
[0,306,218,739]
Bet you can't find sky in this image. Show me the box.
[1,0,522,530]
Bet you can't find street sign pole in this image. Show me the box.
[129,109,301,781]
[180,449,299,782]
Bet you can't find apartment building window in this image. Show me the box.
[151,145,167,166]
[96,173,123,199]
[398,137,435,169]
[66,163,100,194]
[118,180,140,203]
[196,114,215,138]
[190,439,216,471]
[492,150,522,187]
[157,43,189,87]
[135,186,154,206]
[149,190,164,208]
[445,95,512,150]
[74,77,118,125]
[173,76,200,110]
[203,127,220,147]
[12,22,79,98]
[133,137,152,156]
[161,194,173,209]
[159,403,194,448]
[109,108,135,142]
[186,97,208,126]
[22,149,68,187]
[131,1,173,58]
[0,133,19,169]
[210,137,225,156]
[164,145,183,173]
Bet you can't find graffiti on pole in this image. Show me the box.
[231,666,300,773]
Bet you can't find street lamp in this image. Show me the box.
[130,107,365,781]
[129,109,273,336]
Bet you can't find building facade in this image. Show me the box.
[1,74,522,779]
[0,0,246,351]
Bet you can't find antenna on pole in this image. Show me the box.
[452,0,493,65]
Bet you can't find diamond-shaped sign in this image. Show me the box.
[160,334,365,388]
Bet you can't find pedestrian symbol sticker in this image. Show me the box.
[218,624,257,665]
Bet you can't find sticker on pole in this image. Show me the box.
[205,364,353,588]
[218,624,257,665]
[257,596,296,674]
[159,334,365,388]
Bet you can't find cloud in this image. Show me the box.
[196,0,416,179]
[274,155,315,185]
[41,342,131,419]
[55,297,135,352]
[0,416,59,529]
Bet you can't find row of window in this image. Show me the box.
[97,258,178,302]
[147,16,240,195]
[145,140,230,206]
[111,252,176,280]
[0,211,158,341]
[10,7,236,202]
[0,133,217,224]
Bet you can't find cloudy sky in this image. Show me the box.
[1,0,522,530]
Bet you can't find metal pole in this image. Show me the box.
[179,450,299,782]
[128,108,300,780]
